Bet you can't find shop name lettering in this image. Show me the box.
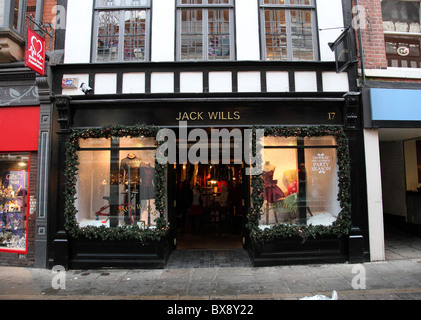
[176,111,240,121]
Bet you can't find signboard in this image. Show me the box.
[25,28,46,76]
[329,27,357,73]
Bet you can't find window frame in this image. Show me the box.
[176,0,235,61]
[0,0,26,36]
[0,152,30,254]
[92,0,151,63]
[259,0,319,61]
[64,125,169,241]
[382,0,421,68]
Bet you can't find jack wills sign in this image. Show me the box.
[71,100,343,128]
[176,111,241,121]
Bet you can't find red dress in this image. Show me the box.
[262,170,285,203]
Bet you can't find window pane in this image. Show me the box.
[304,136,337,146]
[263,0,286,4]
[97,11,120,62]
[181,0,203,4]
[119,136,156,148]
[181,9,203,60]
[208,9,230,60]
[261,137,340,227]
[385,35,421,68]
[304,147,339,227]
[264,9,287,60]
[261,148,297,225]
[123,10,147,61]
[79,137,111,149]
[76,141,157,228]
[382,0,420,32]
[76,150,112,227]
[208,0,230,4]
[290,9,314,60]
[0,0,4,26]
[290,0,311,5]
[119,150,157,227]
[13,0,20,30]
[97,0,150,6]
[0,153,29,252]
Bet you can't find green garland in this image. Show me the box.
[64,124,169,242]
[246,125,352,243]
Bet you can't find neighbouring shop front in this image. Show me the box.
[50,93,367,269]
[366,86,421,238]
[0,105,39,261]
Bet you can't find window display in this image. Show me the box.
[75,136,158,228]
[259,135,339,227]
[0,153,28,252]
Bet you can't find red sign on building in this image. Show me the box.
[25,28,46,76]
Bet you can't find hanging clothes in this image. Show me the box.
[139,163,155,200]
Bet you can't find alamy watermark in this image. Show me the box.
[156,121,265,176]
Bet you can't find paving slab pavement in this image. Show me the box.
[0,227,420,307]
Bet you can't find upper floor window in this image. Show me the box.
[93,0,151,62]
[0,0,26,35]
[260,0,317,61]
[382,0,421,68]
[176,0,235,61]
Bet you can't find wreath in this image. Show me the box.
[63,124,169,242]
[246,125,352,243]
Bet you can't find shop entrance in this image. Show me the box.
[170,162,247,250]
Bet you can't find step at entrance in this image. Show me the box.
[166,249,251,269]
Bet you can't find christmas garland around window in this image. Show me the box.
[64,124,169,242]
[246,125,352,243]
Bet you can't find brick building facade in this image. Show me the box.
[354,0,421,261]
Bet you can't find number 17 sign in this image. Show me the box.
[25,28,46,76]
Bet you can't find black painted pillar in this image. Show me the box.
[52,96,72,270]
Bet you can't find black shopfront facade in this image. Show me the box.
[48,62,369,269]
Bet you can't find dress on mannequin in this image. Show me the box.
[262,161,285,203]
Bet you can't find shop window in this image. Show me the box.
[382,1,421,68]
[260,136,339,226]
[260,0,317,61]
[176,0,234,61]
[248,126,351,243]
[0,153,29,253]
[75,136,159,228]
[93,0,151,62]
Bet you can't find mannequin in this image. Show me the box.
[120,153,142,224]
[262,161,284,224]
[263,161,275,173]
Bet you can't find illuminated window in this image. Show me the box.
[0,153,29,253]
